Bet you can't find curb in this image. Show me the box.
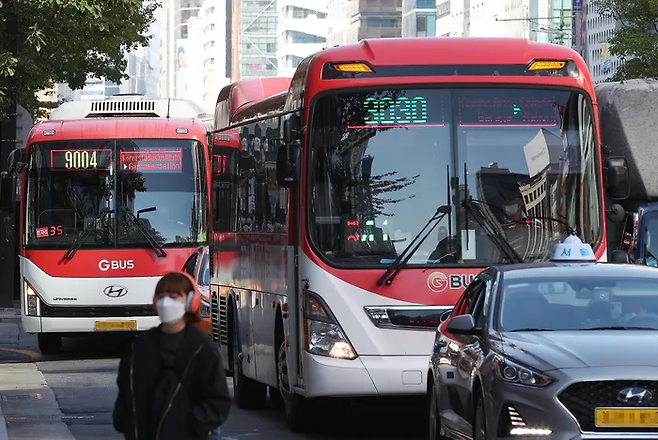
[0,400,8,440]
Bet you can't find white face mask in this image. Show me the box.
[156,296,186,324]
[504,204,519,216]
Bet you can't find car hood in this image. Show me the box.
[501,331,658,370]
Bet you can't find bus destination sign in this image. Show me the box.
[50,149,112,171]
[119,149,183,173]
[458,95,559,127]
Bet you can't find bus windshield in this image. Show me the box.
[308,87,602,266]
[24,139,209,250]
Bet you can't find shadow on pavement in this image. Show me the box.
[39,333,134,362]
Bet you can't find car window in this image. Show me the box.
[497,275,658,331]
[198,254,210,286]
[183,253,198,278]
[453,279,485,316]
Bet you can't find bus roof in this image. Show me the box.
[214,77,291,130]
[26,117,209,145]
[50,96,211,121]
[314,37,582,67]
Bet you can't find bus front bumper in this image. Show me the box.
[302,351,428,398]
[22,315,161,334]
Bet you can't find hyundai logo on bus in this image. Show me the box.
[427,271,475,293]
[98,259,135,271]
[103,285,128,298]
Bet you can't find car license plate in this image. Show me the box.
[595,408,658,427]
[94,320,137,331]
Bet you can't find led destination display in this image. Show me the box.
[119,149,183,173]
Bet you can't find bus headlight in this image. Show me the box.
[24,281,40,317]
[199,298,211,318]
[303,290,357,360]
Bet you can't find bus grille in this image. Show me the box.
[41,304,156,318]
[211,292,220,343]
[219,295,228,346]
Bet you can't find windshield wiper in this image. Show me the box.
[62,208,114,260]
[377,205,452,286]
[508,328,554,332]
[462,198,523,263]
[580,326,656,331]
[121,206,167,258]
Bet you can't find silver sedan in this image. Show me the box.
[427,262,658,440]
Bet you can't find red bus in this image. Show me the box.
[0,96,213,354]
[209,37,627,431]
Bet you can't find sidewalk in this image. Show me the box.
[0,304,74,440]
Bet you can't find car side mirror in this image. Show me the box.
[0,171,16,213]
[446,314,480,335]
[610,249,630,264]
[439,308,453,323]
[606,156,630,200]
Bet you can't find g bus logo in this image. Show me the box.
[98,259,135,271]
[427,272,449,293]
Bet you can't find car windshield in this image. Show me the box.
[24,139,209,249]
[307,87,602,266]
[498,276,658,331]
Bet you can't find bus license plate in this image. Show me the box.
[595,408,658,427]
[95,320,137,331]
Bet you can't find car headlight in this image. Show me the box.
[199,298,211,318]
[303,290,357,360]
[495,356,553,387]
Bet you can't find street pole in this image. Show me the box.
[0,0,18,307]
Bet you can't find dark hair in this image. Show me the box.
[154,272,201,324]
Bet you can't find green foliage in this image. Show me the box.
[594,0,658,80]
[0,0,160,118]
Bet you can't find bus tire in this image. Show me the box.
[269,387,284,409]
[277,341,316,433]
[37,333,62,355]
[231,321,267,409]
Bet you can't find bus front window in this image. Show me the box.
[24,139,209,250]
[307,87,602,266]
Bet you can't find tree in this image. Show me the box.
[0,0,159,119]
[594,0,658,80]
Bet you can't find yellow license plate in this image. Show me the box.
[595,408,658,427]
[94,320,137,331]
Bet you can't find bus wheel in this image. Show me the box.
[37,333,62,355]
[277,341,316,432]
[231,324,267,409]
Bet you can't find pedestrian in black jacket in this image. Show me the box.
[113,271,232,440]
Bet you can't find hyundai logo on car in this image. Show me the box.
[618,387,653,404]
[103,285,128,298]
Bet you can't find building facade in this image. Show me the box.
[583,0,620,82]
[238,0,279,79]
[327,0,402,46]
[402,0,437,37]
[277,0,329,77]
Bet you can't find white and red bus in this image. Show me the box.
[208,38,629,431]
[0,96,213,354]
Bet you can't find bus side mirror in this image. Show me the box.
[606,156,630,200]
[283,113,301,144]
[0,171,15,213]
[277,113,302,188]
[276,144,301,188]
[7,148,26,173]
